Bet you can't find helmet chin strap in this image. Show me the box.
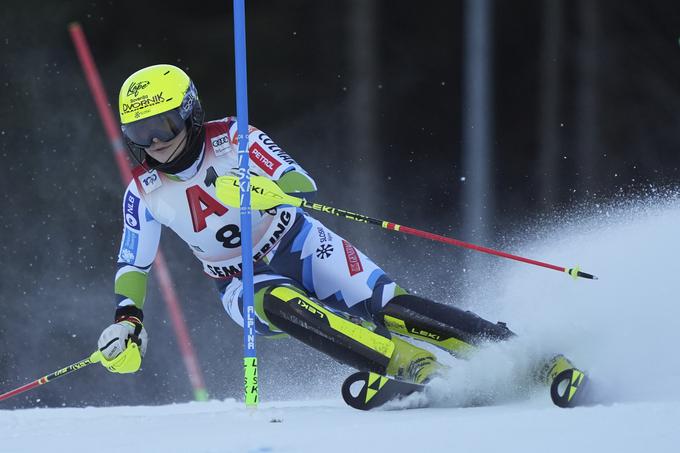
[154,133,188,165]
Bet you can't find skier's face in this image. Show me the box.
[145,127,188,163]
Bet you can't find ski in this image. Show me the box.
[341,371,426,410]
[549,368,593,408]
[343,367,595,410]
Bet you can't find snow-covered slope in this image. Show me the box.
[1,398,679,453]
[2,198,679,453]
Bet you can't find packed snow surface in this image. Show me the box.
[1,398,679,453]
[2,197,680,452]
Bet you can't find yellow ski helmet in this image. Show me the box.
[119,64,204,172]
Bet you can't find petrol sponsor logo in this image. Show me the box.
[211,133,231,156]
[342,239,363,276]
[127,80,150,97]
[124,192,141,230]
[249,142,281,176]
[122,92,165,114]
[120,229,139,264]
[139,170,162,194]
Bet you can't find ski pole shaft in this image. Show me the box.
[299,200,595,279]
[0,352,100,402]
[214,176,598,280]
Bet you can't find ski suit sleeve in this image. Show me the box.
[230,121,317,198]
[114,181,161,312]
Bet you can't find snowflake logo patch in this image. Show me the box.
[315,244,334,259]
[120,248,135,264]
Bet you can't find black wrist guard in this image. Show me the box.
[114,305,144,324]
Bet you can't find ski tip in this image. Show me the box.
[341,371,425,411]
[550,368,592,408]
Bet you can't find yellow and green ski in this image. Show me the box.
[342,367,594,410]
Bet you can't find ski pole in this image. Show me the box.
[0,351,102,402]
[215,176,598,280]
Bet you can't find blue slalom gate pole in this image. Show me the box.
[233,0,257,407]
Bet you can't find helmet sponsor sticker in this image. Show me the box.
[211,133,231,157]
[124,191,141,230]
[138,170,162,194]
[180,82,197,119]
[120,229,139,264]
[127,80,150,97]
[122,92,166,116]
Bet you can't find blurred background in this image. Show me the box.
[1,0,679,408]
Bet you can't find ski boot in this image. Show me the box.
[260,285,446,382]
[386,336,444,384]
[375,294,515,358]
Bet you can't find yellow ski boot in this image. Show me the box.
[385,336,444,384]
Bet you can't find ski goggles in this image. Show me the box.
[121,107,187,147]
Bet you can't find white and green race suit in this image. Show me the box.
[115,117,402,335]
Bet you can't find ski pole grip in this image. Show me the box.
[89,350,103,363]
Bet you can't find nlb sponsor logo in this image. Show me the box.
[124,192,140,230]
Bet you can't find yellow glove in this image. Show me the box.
[96,317,147,374]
